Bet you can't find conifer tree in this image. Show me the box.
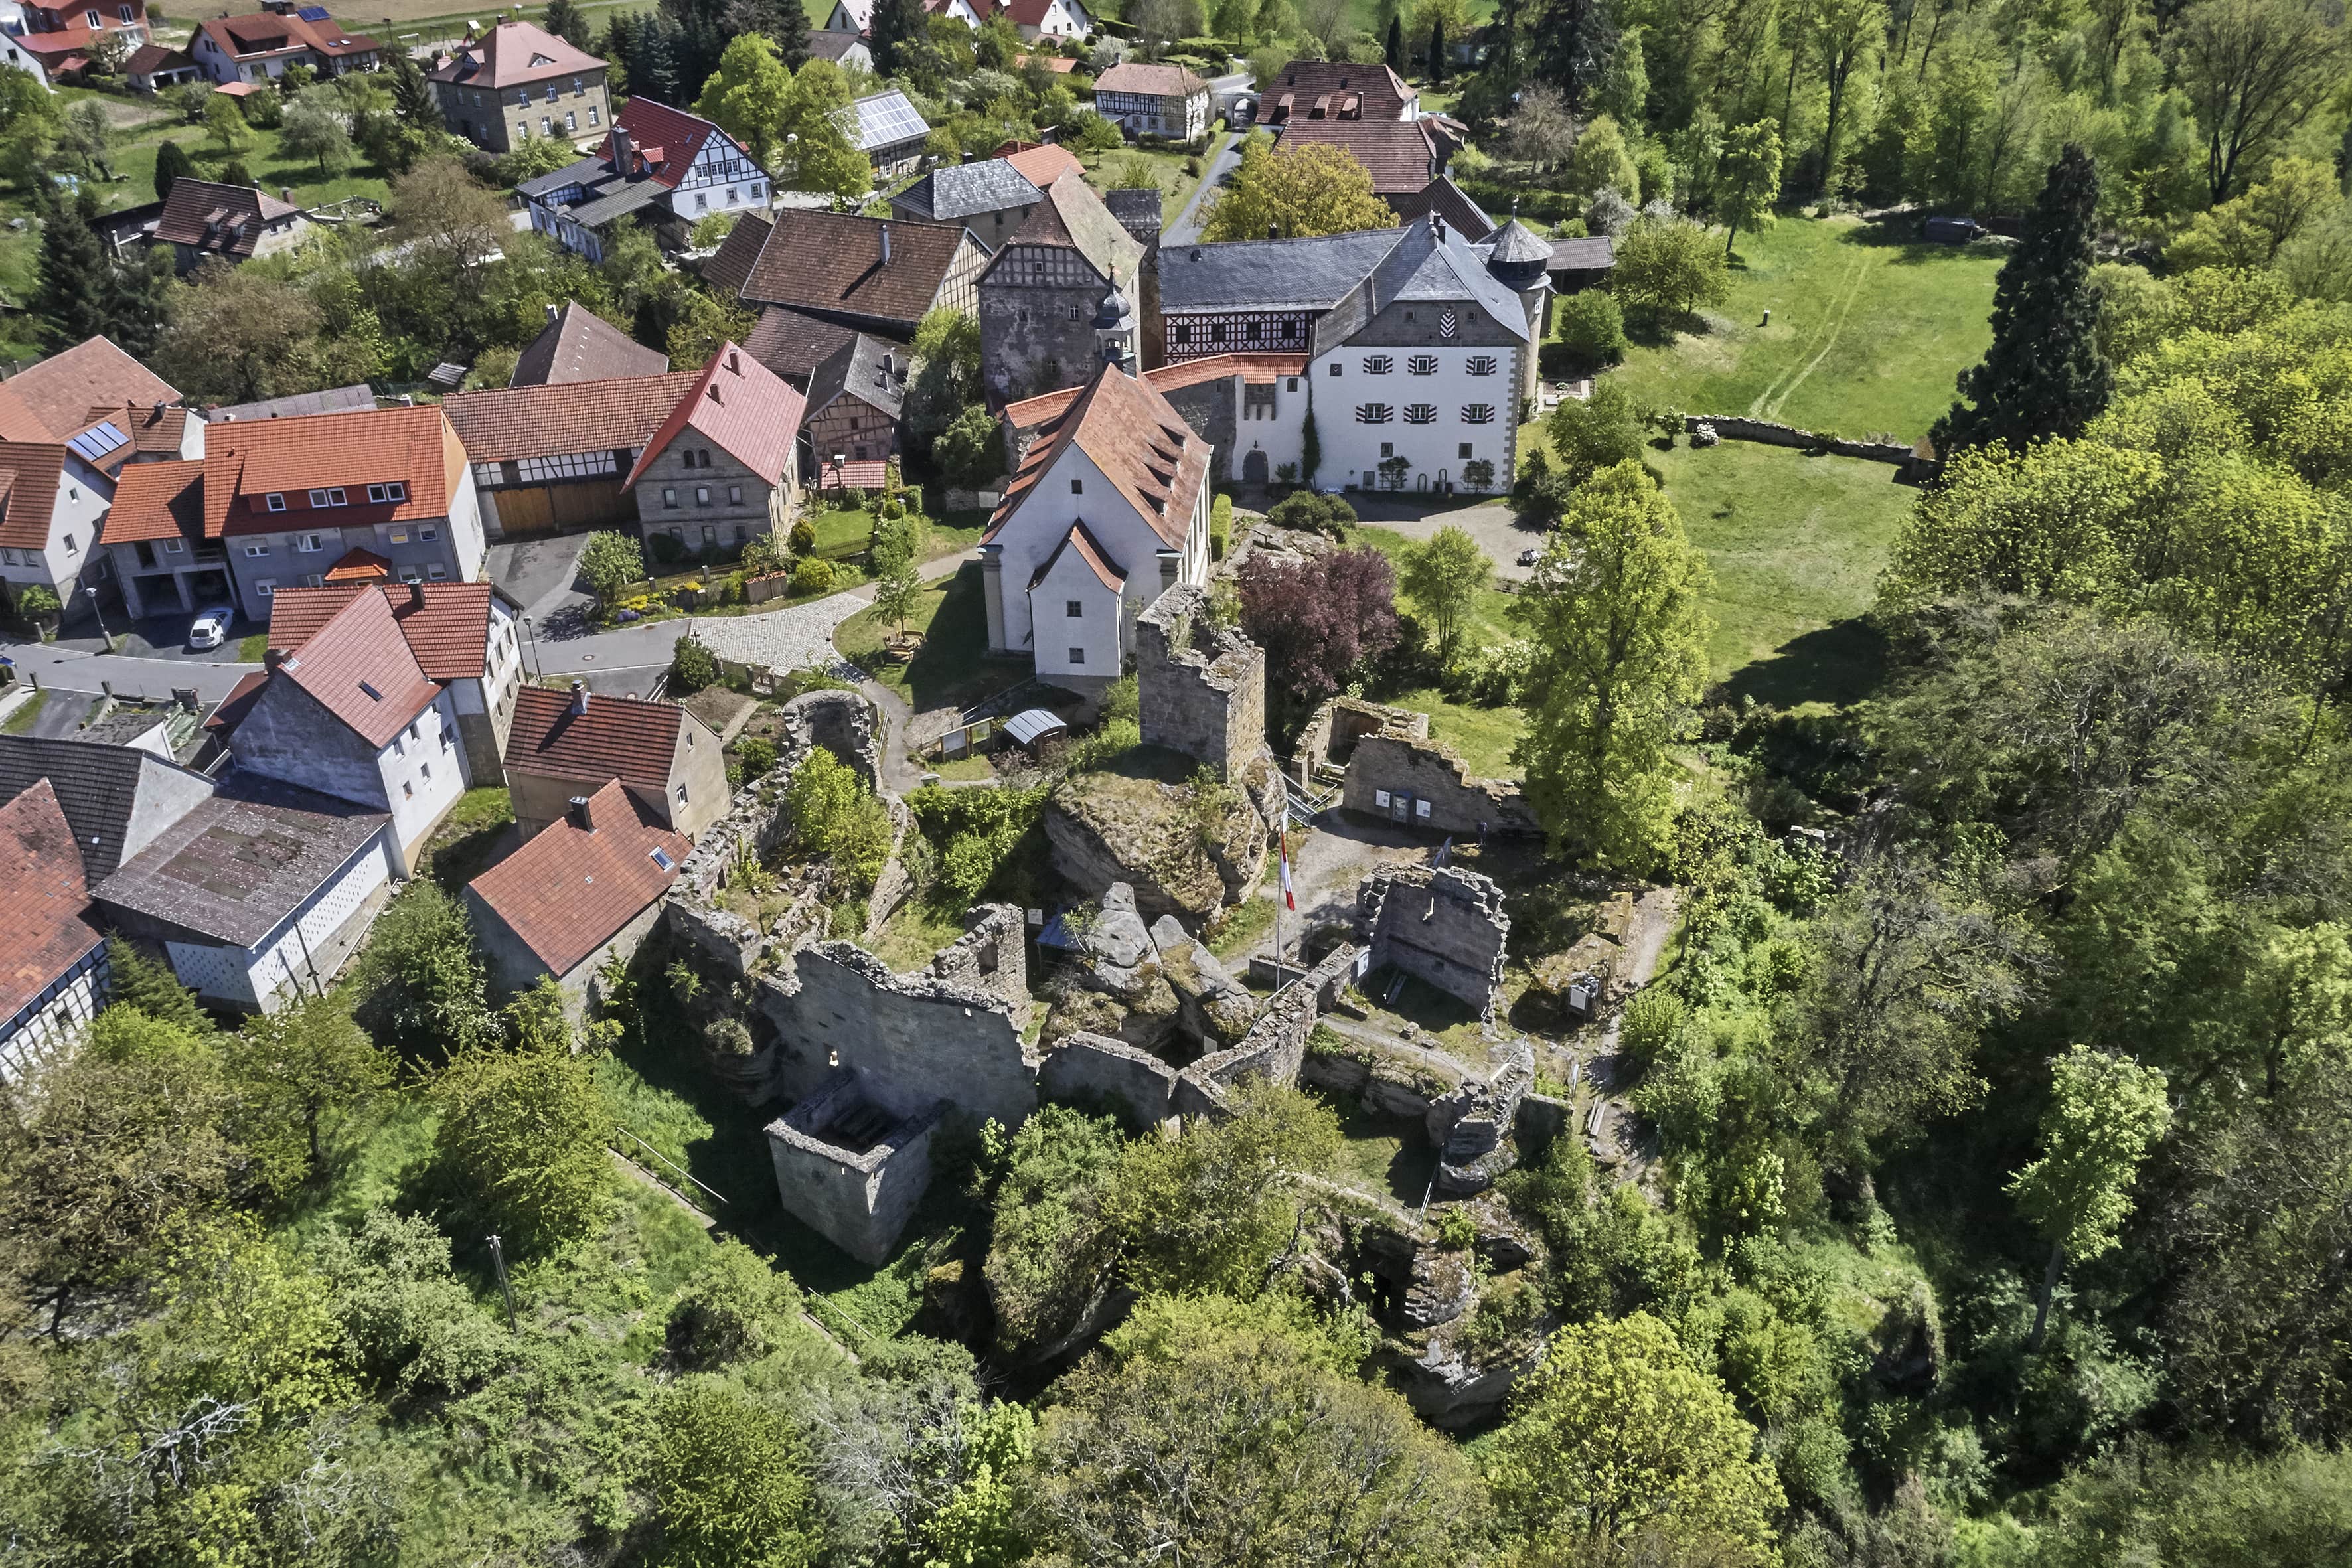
[1429,17,1445,83]
[869,0,927,75]
[1932,145,2113,456]
[388,50,437,127]
[1385,13,1405,70]
[542,0,593,48]
[33,188,108,351]
[153,139,192,201]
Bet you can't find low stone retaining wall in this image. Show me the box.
[1686,414,1919,467]
[1172,943,1359,1119]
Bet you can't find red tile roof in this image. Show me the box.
[1263,59,1416,121]
[467,779,689,974]
[998,141,1085,187]
[1271,118,1436,194]
[124,42,196,76]
[153,178,305,260]
[275,588,443,748]
[442,372,694,465]
[1004,353,1308,428]
[266,582,499,682]
[427,19,604,88]
[323,547,391,582]
[0,779,103,1023]
[612,98,720,193]
[1029,521,1125,590]
[196,9,379,62]
[623,343,803,492]
[990,361,1208,551]
[97,457,204,546]
[201,404,465,540]
[202,668,268,736]
[1014,52,1078,72]
[72,401,193,473]
[506,684,686,793]
[0,337,178,443]
[509,301,669,386]
[812,456,890,491]
[1094,61,1207,99]
[0,445,70,552]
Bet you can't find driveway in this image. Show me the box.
[1345,494,1548,581]
[487,534,596,627]
[1166,129,1245,246]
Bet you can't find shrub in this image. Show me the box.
[1265,492,1354,537]
[670,631,720,692]
[15,584,60,620]
[647,531,686,566]
[791,558,837,596]
[1210,493,1233,560]
[785,747,892,890]
[1556,289,1629,368]
[789,516,816,555]
[665,1238,803,1368]
[737,736,779,782]
[907,782,1048,902]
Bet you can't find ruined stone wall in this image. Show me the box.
[1293,698,1427,785]
[1360,864,1510,1022]
[1684,413,1917,467]
[1036,1030,1178,1128]
[927,903,1030,1008]
[1171,942,1359,1118]
[1135,584,1267,784]
[1342,730,1541,837]
[781,688,884,792]
[764,1073,943,1265]
[752,941,1041,1127]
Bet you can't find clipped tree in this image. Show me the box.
[2009,1044,2172,1349]
[1510,462,1711,870]
[665,1238,805,1368]
[1716,119,1781,258]
[671,630,721,691]
[1399,524,1490,663]
[1932,145,2113,457]
[153,139,193,201]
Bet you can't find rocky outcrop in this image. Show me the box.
[1046,769,1267,920]
[1040,885,1261,1055]
[1427,1041,1535,1198]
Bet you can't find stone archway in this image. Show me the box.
[1242,449,1269,485]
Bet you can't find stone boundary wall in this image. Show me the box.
[927,903,1029,1007]
[1684,414,1917,467]
[1137,584,1268,785]
[1293,698,1427,786]
[1172,942,1359,1119]
[1342,730,1541,838]
[1038,1030,1179,1128]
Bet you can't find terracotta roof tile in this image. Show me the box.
[613,98,719,192]
[623,343,803,491]
[0,779,104,1024]
[153,178,305,260]
[737,210,971,331]
[1273,117,1435,193]
[96,457,204,546]
[700,212,771,301]
[1263,59,1416,120]
[0,337,179,443]
[1004,352,1306,428]
[200,404,462,539]
[507,684,685,793]
[427,19,604,87]
[509,301,669,386]
[323,547,390,582]
[467,779,688,974]
[996,141,1085,187]
[0,445,68,552]
[990,362,1207,551]
[1094,61,1207,98]
[743,307,860,386]
[1028,520,1125,590]
[275,588,443,748]
[443,372,694,464]
[196,9,380,61]
[266,582,500,682]
[203,669,268,736]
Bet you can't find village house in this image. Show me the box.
[190,2,380,82]
[996,139,1085,189]
[740,305,858,390]
[442,370,694,538]
[465,779,690,1012]
[0,779,108,1083]
[980,351,1210,694]
[835,88,931,179]
[1003,0,1090,40]
[1253,60,1484,231]
[1091,61,1210,143]
[825,0,1083,34]
[736,210,988,341]
[519,100,768,262]
[262,579,524,781]
[428,18,609,155]
[96,402,485,623]
[889,157,1044,242]
[509,300,669,386]
[977,169,1146,404]
[122,39,200,90]
[802,334,909,489]
[503,682,728,842]
[626,342,805,554]
[151,178,314,274]
[0,0,148,87]
[220,587,471,876]
[805,28,872,70]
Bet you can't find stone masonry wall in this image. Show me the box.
[1360,863,1510,1022]
[1684,414,1917,466]
[927,903,1029,1008]
[1342,730,1541,838]
[1036,1030,1178,1128]
[752,941,1041,1127]
[1136,585,1267,784]
[1171,941,1359,1119]
[764,1073,944,1265]
[1293,698,1427,785]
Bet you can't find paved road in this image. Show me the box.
[1165,129,1245,246]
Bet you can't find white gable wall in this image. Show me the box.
[1027,542,1123,680]
[992,442,1204,667]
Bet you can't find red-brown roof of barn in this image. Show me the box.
[623,343,803,491]
[0,337,179,443]
[0,779,104,1024]
[97,457,204,547]
[266,581,499,682]
[506,685,684,792]
[276,589,443,749]
[467,779,690,974]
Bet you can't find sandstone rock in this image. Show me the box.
[1047,769,1267,920]
[1041,988,1128,1046]
[1401,1245,1477,1330]
[1388,1317,1556,1429]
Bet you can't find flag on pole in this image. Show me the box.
[1279,804,1296,911]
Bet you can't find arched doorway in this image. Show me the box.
[1243,449,1269,485]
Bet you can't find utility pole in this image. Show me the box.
[487,1233,517,1330]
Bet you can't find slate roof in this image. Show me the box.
[266,581,505,681]
[1350,215,1533,344]
[200,404,466,539]
[467,779,689,975]
[805,334,910,422]
[93,773,389,948]
[0,337,179,443]
[510,302,669,386]
[0,779,104,1025]
[0,443,70,552]
[624,343,803,491]
[834,88,930,155]
[1027,520,1124,590]
[1549,234,1617,272]
[896,159,1043,223]
[1160,226,1405,312]
[700,212,771,300]
[743,307,860,387]
[1273,116,1437,193]
[996,140,1085,189]
[206,384,373,422]
[427,19,603,88]
[1102,185,1163,241]
[807,29,870,64]
[275,588,443,749]
[98,457,206,546]
[1391,174,1494,240]
[737,211,971,331]
[990,360,1208,551]
[443,372,695,464]
[0,735,212,882]
[1488,216,1551,263]
[1094,61,1206,98]
[507,686,686,792]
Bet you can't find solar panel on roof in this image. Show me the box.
[840,90,927,150]
[295,5,330,18]
[67,422,127,462]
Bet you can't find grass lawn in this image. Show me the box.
[807,507,872,557]
[1082,132,1225,224]
[235,631,269,661]
[1352,523,1529,774]
[836,560,1030,715]
[1607,213,2002,444]
[416,785,515,890]
[1,687,47,734]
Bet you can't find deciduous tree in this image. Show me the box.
[2169,0,2349,203]
[226,994,393,1194]
[1203,133,1397,240]
[1717,119,1782,258]
[1237,544,1401,706]
[430,993,613,1255]
[696,34,795,163]
[1399,524,1490,662]
[645,1379,822,1567]
[2011,1044,2171,1348]
[1610,212,1731,321]
[577,528,647,611]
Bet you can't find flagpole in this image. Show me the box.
[1276,802,1289,988]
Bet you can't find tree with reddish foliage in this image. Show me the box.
[1238,547,1401,710]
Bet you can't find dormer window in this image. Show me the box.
[84,10,99,27]
[307,487,347,507]
[264,492,286,511]
[366,482,405,503]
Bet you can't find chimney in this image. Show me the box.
[611,125,633,173]
[570,680,589,715]
[263,647,284,672]
[1432,213,1447,243]
[880,222,890,264]
[408,580,426,609]
[280,187,293,204]
[568,794,595,830]
[1267,223,1277,240]
[726,347,740,374]
[151,400,167,418]
[544,301,559,323]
